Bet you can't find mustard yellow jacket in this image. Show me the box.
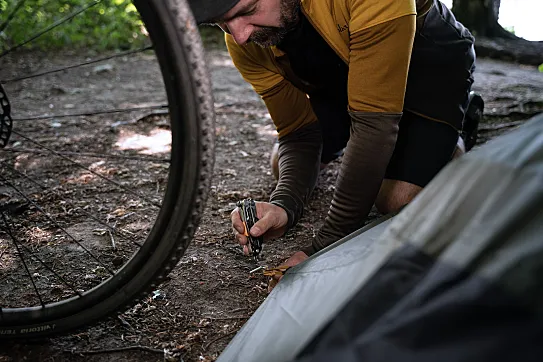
[225,0,433,137]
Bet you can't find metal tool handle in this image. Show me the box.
[236,198,263,261]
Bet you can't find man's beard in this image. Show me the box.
[249,0,299,47]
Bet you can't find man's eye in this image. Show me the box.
[242,7,257,17]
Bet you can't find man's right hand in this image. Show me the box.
[231,201,288,256]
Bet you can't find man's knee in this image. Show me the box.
[375,179,423,215]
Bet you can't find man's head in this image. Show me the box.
[189,0,300,47]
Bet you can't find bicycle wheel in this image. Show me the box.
[0,0,214,338]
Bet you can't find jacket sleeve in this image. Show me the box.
[306,15,417,254]
[346,14,415,113]
[225,34,318,138]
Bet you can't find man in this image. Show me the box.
[189,0,483,278]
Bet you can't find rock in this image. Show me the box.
[92,63,114,74]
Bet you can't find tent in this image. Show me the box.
[217,113,543,362]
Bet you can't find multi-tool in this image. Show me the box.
[238,198,293,278]
[236,198,263,262]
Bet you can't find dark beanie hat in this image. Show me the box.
[188,0,241,24]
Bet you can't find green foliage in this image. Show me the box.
[198,25,226,49]
[503,25,516,35]
[539,64,543,73]
[0,0,146,51]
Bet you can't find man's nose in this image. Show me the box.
[224,19,252,45]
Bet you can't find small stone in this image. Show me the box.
[93,64,114,74]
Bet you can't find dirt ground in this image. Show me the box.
[0,37,542,362]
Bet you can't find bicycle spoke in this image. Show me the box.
[2,161,144,247]
[1,212,45,307]
[69,208,142,247]
[10,130,163,208]
[12,105,169,122]
[1,46,154,84]
[0,161,47,189]
[0,0,26,34]
[0,214,82,299]
[2,147,170,163]
[0,0,102,59]
[0,175,115,276]
[12,238,83,298]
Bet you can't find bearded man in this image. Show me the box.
[189,0,483,281]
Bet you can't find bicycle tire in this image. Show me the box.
[0,0,215,338]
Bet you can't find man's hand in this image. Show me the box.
[231,201,288,255]
[267,251,308,292]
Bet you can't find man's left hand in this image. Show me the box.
[267,251,308,292]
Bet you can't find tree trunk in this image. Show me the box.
[472,37,543,66]
[452,0,514,38]
[452,0,543,66]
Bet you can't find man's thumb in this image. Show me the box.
[250,215,272,237]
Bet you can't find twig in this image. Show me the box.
[64,345,164,355]
[250,266,265,273]
[203,330,238,351]
[117,315,135,331]
[118,212,136,221]
[229,307,248,314]
[120,228,136,236]
[478,120,525,132]
[203,315,250,321]
[108,229,116,250]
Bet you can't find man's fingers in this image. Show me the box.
[250,213,276,237]
[267,274,283,293]
[231,207,248,247]
[243,244,252,256]
[267,251,308,292]
[235,232,247,246]
[230,207,245,234]
[267,278,278,293]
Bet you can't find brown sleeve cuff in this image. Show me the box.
[301,244,319,257]
[269,196,302,231]
[269,121,322,230]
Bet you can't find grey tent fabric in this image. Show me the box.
[217,113,543,362]
[292,114,543,362]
